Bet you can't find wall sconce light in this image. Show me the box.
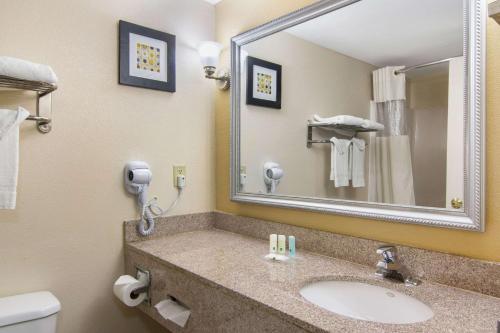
[197,41,230,90]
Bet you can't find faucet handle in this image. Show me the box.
[376,246,396,262]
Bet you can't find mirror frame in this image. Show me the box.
[230,0,486,231]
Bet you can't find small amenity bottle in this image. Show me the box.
[269,234,277,254]
[288,236,296,257]
[278,235,286,255]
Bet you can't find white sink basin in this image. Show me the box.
[300,281,434,324]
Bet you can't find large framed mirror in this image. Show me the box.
[230,0,486,230]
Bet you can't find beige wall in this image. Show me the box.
[240,31,373,199]
[215,0,500,262]
[0,0,215,332]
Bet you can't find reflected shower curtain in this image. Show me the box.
[368,67,415,205]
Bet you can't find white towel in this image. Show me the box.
[313,114,384,131]
[0,56,58,84]
[313,114,364,126]
[0,107,30,209]
[373,66,405,102]
[361,119,385,131]
[350,138,366,188]
[330,137,351,187]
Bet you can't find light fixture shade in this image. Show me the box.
[198,41,223,67]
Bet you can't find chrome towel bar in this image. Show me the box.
[307,122,376,148]
[0,75,57,133]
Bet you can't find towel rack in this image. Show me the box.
[307,122,377,148]
[0,75,57,133]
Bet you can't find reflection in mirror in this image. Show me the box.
[239,0,465,211]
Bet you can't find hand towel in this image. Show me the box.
[0,56,58,84]
[330,137,351,187]
[350,137,366,188]
[0,107,30,209]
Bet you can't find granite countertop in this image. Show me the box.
[126,228,500,333]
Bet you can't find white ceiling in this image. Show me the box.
[286,0,463,67]
[203,0,222,5]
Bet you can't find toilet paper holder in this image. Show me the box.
[132,267,151,305]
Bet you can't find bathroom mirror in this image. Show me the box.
[230,0,486,230]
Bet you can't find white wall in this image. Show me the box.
[0,0,215,332]
[240,31,374,199]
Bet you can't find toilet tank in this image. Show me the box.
[0,291,60,333]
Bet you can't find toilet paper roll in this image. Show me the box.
[113,275,147,307]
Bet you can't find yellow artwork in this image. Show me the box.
[256,72,272,95]
[136,43,161,72]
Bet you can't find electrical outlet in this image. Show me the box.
[173,165,186,186]
[240,165,247,174]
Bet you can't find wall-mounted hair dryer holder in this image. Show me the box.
[124,161,155,236]
[263,162,284,194]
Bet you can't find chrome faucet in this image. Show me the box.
[375,246,420,286]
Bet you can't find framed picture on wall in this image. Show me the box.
[119,20,176,92]
[246,56,281,109]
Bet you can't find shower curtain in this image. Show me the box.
[368,66,415,205]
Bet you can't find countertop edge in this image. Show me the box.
[125,241,329,333]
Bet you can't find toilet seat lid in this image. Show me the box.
[0,291,61,327]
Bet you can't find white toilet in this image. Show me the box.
[0,291,61,333]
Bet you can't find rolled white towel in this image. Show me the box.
[0,56,58,84]
[312,114,384,131]
[313,114,365,126]
[362,120,385,131]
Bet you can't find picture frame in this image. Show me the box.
[246,56,281,109]
[119,20,176,92]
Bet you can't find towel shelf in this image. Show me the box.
[307,122,378,148]
[0,75,57,133]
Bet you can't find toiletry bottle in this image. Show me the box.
[278,235,286,255]
[288,236,296,257]
[269,234,277,254]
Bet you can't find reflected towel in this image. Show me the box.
[0,56,58,84]
[313,114,364,126]
[313,114,384,131]
[350,137,366,188]
[361,120,385,131]
[330,137,351,187]
[0,107,30,209]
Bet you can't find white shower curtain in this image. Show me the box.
[368,67,415,205]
